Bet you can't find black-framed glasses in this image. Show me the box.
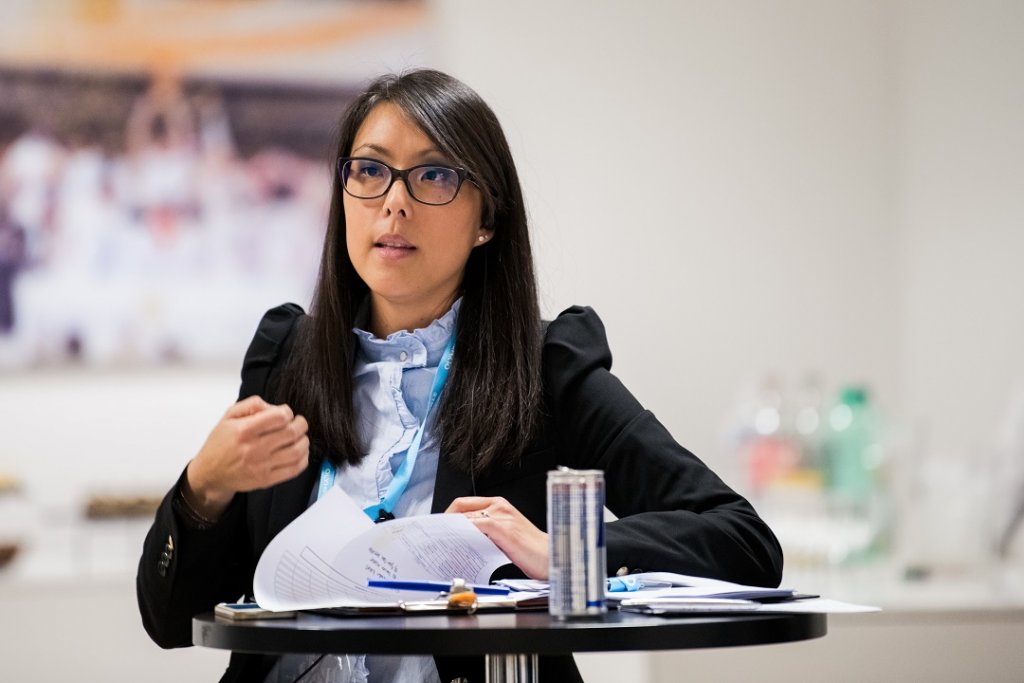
[338,157,473,206]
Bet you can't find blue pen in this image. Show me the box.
[607,577,642,592]
[368,579,511,596]
[607,577,674,592]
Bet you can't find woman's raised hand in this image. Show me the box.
[183,395,310,520]
[445,496,549,580]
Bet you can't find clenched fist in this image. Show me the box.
[182,395,310,520]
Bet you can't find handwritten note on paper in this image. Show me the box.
[253,486,511,611]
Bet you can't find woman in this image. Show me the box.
[137,69,783,683]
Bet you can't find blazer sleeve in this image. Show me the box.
[136,303,305,648]
[543,306,784,587]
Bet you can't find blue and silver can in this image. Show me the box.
[547,467,607,618]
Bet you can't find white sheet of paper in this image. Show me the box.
[602,571,795,602]
[634,571,793,595]
[253,486,511,611]
[757,598,881,614]
[618,596,880,614]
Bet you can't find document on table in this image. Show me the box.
[499,573,880,615]
[611,573,879,613]
[601,571,797,603]
[253,487,511,611]
[755,598,880,613]
[617,596,880,615]
[495,572,794,601]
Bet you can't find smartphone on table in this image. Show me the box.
[214,602,296,620]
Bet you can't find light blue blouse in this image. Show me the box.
[337,298,460,520]
[269,301,459,683]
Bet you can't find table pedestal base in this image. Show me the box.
[486,653,539,682]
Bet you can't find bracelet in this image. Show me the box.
[174,485,217,530]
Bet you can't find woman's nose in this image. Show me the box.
[382,176,413,217]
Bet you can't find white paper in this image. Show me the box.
[756,598,881,614]
[621,596,880,615]
[635,571,793,592]
[500,573,879,615]
[253,487,511,611]
[604,571,796,602]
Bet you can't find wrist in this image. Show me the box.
[174,485,216,530]
[183,460,234,520]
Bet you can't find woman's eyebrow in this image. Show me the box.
[351,142,448,163]
[351,142,390,156]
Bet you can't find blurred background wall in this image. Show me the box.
[1,1,1022,680]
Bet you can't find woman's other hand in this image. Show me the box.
[183,395,310,520]
[446,496,549,580]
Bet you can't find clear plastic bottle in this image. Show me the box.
[745,375,797,493]
[792,373,825,476]
[763,374,828,571]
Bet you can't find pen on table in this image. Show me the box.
[606,577,674,592]
[367,579,511,596]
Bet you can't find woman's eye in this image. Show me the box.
[359,163,384,178]
[419,167,453,184]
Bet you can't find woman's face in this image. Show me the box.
[344,102,488,320]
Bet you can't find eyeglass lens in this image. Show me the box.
[342,159,462,205]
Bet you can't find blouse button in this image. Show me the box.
[399,351,408,362]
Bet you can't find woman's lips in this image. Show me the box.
[374,244,413,258]
[373,240,416,260]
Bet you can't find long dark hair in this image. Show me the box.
[279,69,542,474]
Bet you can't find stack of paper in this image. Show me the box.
[603,572,798,602]
[499,574,879,615]
[601,573,878,615]
[617,596,880,615]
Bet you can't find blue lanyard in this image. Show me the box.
[317,333,456,522]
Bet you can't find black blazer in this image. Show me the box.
[137,304,783,682]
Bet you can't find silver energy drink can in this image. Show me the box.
[547,467,607,618]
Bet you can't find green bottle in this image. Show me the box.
[823,387,877,506]
[822,386,887,562]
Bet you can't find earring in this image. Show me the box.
[478,235,487,242]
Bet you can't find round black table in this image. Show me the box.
[194,609,826,682]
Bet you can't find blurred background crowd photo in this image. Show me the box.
[0,0,429,367]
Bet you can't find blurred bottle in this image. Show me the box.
[744,375,797,493]
[761,374,830,572]
[790,373,825,482]
[995,384,1024,562]
[822,385,888,564]
[823,387,877,502]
